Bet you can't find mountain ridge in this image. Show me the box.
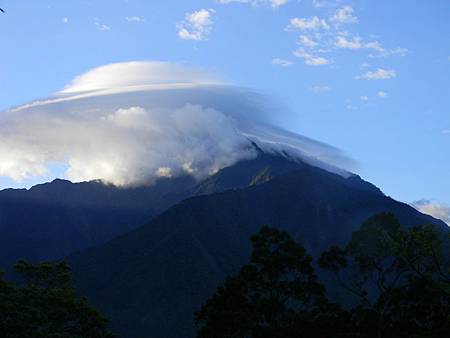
[0,152,311,269]
[69,154,446,338]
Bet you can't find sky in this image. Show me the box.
[0,0,449,222]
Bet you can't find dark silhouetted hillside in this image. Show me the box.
[69,156,446,338]
[0,152,305,269]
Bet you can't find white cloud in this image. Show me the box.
[312,0,327,8]
[377,91,387,98]
[311,0,339,7]
[60,61,219,94]
[177,9,214,41]
[270,0,288,7]
[94,18,111,31]
[287,16,329,31]
[310,85,330,93]
[293,49,332,65]
[335,35,362,49]
[335,35,408,57]
[360,95,369,101]
[368,44,409,58]
[272,58,294,67]
[365,40,384,52]
[330,6,358,25]
[218,0,288,8]
[284,4,406,69]
[355,68,397,80]
[126,16,145,23]
[156,167,173,178]
[299,35,318,48]
[0,62,354,187]
[0,103,252,186]
[62,17,69,24]
[412,199,450,225]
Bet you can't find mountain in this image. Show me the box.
[0,150,305,270]
[69,154,447,338]
[0,175,197,269]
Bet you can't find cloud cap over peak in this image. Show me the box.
[1,61,354,187]
[61,61,221,94]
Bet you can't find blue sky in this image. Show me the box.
[0,0,449,219]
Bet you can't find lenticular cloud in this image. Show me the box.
[0,61,353,187]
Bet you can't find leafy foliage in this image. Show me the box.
[319,212,450,337]
[195,226,348,338]
[198,214,450,338]
[0,260,115,338]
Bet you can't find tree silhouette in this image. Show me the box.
[198,216,450,338]
[195,226,348,338]
[320,213,450,338]
[0,260,115,338]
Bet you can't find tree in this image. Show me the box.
[197,216,450,338]
[0,260,115,338]
[319,213,450,338]
[397,224,450,288]
[195,226,345,338]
